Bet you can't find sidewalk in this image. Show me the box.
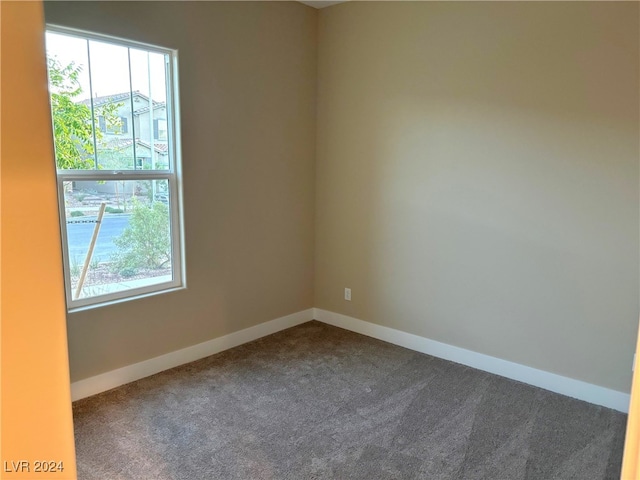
[76,274,172,298]
[66,212,131,224]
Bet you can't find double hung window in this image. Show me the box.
[45,26,184,310]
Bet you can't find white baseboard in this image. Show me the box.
[71,306,630,413]
[313,308,631,413]
[70,308,314,401]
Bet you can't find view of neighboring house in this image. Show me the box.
[82,90,169,170]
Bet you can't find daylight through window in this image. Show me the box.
[46,26,184,309]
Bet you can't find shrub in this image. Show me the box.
[111,200,171,271]
[105,206,124,214]
[119,267,137,278]
[89,257,100,270]
[70,256,81,278]
[70,210,84,217]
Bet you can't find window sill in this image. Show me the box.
[67,284,186,314]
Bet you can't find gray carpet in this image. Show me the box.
[73,321,626,479]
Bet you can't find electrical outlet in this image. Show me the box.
[344,288,351,301]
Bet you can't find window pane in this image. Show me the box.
[63,180,173,300]
[46,34,172,173]
[88,40,138,170]
[130,49,170,170]
[45,32,97,170]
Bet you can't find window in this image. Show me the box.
[46,26,184,310]
[154,119,168,141]
[98,115,128,134]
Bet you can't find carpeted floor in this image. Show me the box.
[73,321,626,479]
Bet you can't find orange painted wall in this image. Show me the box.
[622,319,640,479]
[1,1,77,478]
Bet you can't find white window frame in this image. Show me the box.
[47,25,186,311]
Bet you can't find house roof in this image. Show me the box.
[81,91,165,114]
[138,139,168,153]
[105,137,168,155]
[134,104,166,115]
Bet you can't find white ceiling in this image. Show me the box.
[298,1,348,9]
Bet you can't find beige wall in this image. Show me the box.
[1,1,77,476]
[316,2,639,392]
[44,1,317,382]
[43,1,638,394]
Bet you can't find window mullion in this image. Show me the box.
[127,48,138,170]
[86,39,99,169]
[148,52,156,171]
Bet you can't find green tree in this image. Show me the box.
[111,200,171,272]
[98,146,135,170]
[47,56,122,169]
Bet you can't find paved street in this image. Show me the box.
[66,214,130,264]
